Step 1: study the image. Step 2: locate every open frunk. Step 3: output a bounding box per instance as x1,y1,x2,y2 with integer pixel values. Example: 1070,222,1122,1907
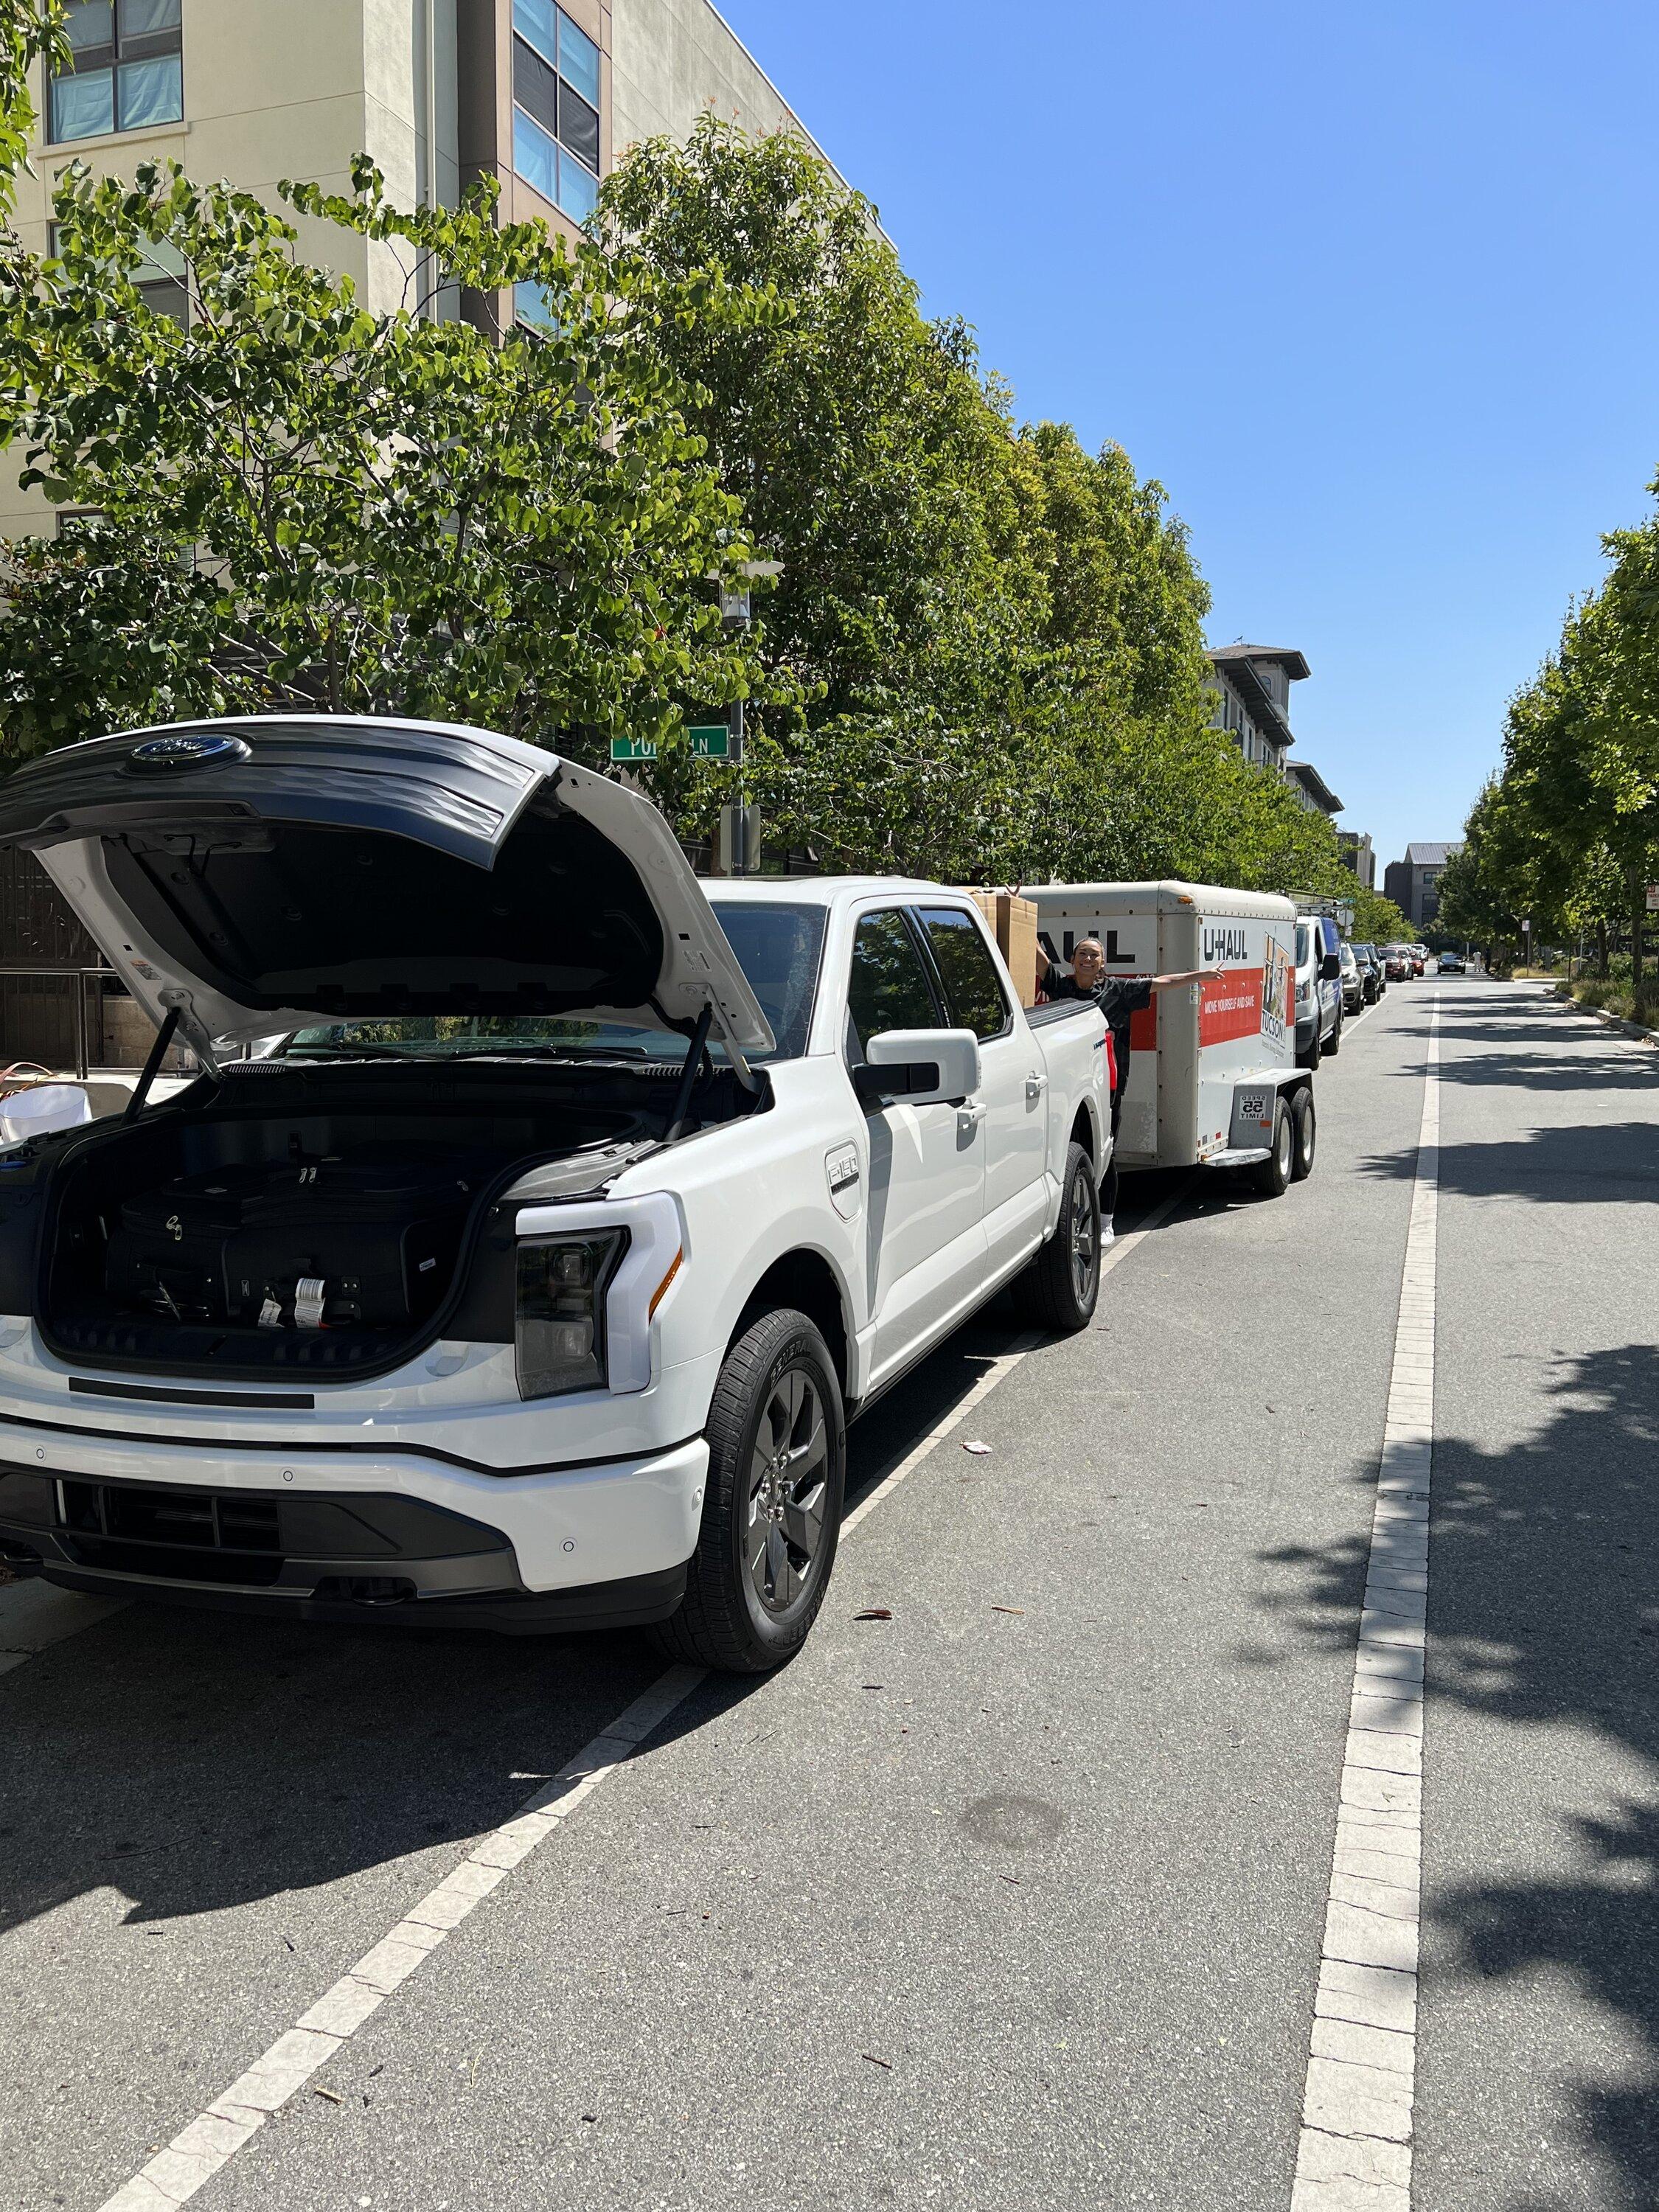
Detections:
105,1144,482,1334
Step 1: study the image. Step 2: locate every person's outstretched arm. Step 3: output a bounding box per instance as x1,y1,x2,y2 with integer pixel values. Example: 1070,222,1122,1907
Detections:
1147,967,1223,991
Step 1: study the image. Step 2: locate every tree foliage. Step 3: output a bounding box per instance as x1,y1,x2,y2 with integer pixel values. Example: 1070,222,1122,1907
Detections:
0,156,779,766
1447,473,1659,987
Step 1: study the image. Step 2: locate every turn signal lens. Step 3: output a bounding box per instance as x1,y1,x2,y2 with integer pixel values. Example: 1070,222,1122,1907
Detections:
515,1231,627,1401
647,1245,684,1319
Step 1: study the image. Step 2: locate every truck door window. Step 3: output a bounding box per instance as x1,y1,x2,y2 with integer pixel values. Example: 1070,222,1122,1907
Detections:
846,909,942,1058
914,907,1012,1041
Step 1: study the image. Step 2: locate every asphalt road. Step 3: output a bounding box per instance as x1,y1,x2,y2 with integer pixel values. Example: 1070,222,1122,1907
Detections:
2,978,1655,2211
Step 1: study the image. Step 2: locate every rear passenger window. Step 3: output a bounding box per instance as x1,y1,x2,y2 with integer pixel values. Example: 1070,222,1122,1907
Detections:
916,907,1012,1041
846,910,940,1054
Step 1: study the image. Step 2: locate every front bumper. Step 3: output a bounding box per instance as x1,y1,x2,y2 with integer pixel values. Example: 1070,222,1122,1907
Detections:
0,1419,709,1627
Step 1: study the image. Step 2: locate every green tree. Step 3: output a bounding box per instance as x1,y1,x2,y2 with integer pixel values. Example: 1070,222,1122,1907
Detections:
0,0,62,232
0,156,781,773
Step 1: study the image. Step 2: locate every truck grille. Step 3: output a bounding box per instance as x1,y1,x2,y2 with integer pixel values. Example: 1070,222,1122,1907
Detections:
57,1477,284,1586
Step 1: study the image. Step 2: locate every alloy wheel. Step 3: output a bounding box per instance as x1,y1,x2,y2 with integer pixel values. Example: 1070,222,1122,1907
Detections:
1068,1168,1099,1310
745,1368,829,1615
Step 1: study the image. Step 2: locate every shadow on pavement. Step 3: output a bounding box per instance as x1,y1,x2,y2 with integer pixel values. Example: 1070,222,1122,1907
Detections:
1255,1343,1659,2208
1355,1121,1659,1203
0,1319,1034,1947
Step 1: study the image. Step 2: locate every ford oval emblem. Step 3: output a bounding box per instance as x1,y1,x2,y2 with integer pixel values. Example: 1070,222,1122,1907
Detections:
128,733,251,773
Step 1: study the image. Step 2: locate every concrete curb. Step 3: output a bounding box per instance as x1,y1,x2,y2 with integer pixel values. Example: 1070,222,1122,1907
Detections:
1551,987,1659,1047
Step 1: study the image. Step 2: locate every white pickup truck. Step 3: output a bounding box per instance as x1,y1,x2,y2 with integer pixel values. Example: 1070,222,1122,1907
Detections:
0,717,1108,1672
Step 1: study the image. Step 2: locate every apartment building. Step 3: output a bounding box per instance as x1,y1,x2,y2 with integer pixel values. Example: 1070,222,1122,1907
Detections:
1205,641,1347,820
1385,842,1462,931
6,0,821,533
1338,829,1376,891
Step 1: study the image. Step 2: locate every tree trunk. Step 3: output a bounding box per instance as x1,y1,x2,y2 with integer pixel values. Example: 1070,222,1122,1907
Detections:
1631,863,1646,1006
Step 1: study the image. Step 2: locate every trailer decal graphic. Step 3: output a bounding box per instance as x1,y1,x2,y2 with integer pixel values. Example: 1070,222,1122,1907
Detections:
1262,939,1292,1046
1198,969,1263,1047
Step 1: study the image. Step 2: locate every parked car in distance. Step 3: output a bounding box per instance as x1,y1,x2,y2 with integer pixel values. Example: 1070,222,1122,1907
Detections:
1295,913,1344,1066
1382,945,1414,981
1352,943,1384,1002
0,715,1114,1677
1338,941,1365,1015
1408,945,1427,976
1436,951,1466,975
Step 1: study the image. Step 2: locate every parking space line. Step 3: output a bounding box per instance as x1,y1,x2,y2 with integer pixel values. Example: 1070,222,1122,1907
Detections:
1291,1001,1440,2212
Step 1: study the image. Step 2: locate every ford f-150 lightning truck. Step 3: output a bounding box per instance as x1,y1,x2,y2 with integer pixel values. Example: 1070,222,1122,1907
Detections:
0,718,1109,1672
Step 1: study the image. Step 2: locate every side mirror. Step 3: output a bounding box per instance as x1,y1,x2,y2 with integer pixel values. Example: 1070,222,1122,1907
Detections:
856,1028,981,1107
1320,953,1342,981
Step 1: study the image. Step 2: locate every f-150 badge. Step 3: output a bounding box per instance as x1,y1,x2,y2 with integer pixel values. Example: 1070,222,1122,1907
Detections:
826,1143,862,1220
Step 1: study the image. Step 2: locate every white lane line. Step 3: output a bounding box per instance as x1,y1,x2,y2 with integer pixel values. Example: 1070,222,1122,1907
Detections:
97,1185,1199,2211
1291,1001,1440,2212
0,1576,126,1677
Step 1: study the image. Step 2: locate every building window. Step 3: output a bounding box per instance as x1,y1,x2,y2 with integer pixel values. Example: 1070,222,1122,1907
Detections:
512,0,600,223
49,0,183,145
49,223,187,323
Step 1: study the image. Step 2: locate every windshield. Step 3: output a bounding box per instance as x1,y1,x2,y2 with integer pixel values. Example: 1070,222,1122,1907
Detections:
1295,925,1311,966
282,898,828,1065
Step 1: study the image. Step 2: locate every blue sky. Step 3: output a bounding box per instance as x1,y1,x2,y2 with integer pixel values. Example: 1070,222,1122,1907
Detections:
714,0,1659,875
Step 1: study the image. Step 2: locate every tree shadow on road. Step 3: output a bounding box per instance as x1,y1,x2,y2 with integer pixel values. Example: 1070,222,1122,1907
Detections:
1390,1048,1659,1094
1354,1122,1659,1203
1256,1342,1659,2211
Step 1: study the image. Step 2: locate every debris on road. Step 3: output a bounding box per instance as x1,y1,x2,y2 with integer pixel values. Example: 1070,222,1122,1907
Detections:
991,1604,1026,1615
855,1607,893,1621
962,1440,992,1455
860,2053,892,2069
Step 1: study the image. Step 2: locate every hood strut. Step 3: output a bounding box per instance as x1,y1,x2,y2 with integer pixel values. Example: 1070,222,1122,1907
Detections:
123,1007,181,1123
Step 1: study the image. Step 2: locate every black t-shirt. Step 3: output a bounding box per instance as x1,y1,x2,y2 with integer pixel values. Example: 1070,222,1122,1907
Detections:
1049,972,1152,1089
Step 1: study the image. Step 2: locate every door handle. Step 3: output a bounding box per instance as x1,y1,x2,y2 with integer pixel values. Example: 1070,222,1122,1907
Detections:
1025,1073,1047,1103
959,1101,990,1129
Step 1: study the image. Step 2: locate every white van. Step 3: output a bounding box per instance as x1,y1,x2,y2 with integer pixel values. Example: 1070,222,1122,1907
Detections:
1029,881,1316,1195
1295,912,1346,1066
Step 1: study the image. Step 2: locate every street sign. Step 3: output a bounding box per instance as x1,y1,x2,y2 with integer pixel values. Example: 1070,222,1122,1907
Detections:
1646,884,1659,913
609,725,732,764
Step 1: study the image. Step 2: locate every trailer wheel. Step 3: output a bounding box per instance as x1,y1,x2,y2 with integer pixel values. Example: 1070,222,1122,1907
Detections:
1253,1099,1294,1197
1014,1141,1101,1332
1291,1088,1317,1180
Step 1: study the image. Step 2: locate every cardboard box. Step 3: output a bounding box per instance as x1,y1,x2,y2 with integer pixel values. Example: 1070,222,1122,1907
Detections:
954,890,1040,1006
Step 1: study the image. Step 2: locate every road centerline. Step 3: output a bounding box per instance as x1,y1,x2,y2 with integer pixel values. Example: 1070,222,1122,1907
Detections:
1291,1001,1440,2212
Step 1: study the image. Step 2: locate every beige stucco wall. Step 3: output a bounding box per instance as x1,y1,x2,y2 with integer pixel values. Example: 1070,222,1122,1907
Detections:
4,0,459,535
610,0,820,159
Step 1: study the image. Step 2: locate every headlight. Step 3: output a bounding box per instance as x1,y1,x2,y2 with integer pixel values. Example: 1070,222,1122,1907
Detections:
515,1231,629,1400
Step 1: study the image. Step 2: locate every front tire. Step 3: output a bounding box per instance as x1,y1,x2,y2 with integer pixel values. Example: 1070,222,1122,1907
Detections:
1014,1140,1102,1332
652,1308,844,1674
1325,1007,1343,1056
1253,1099,1295,1197
1298,1021,1322,1071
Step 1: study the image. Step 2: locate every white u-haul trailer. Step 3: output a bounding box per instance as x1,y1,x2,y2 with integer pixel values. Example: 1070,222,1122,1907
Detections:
1029,881,1315,1195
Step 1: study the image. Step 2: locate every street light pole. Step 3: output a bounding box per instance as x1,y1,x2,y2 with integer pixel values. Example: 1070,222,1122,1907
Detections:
713,560,781,878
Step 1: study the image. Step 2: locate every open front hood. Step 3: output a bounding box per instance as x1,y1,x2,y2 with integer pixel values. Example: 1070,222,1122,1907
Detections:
0,716,775,1055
